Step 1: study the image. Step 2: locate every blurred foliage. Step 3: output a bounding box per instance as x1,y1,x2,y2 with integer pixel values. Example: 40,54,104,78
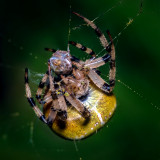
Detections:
0,0,160,159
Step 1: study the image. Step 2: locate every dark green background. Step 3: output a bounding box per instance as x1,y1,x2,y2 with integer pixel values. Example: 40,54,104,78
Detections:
0,0,160,159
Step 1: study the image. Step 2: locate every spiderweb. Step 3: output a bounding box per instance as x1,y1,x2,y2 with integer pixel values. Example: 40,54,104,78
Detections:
0,0,160,159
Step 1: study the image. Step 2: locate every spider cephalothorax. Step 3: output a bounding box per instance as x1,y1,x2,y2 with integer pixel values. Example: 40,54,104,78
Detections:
50,50,72,75
25,12,116,140
61,68,89,99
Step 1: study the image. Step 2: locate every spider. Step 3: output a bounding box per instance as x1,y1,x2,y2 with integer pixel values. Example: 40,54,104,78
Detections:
25,12,116,140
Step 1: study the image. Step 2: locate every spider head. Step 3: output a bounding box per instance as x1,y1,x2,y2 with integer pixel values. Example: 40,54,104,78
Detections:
50,50,72,75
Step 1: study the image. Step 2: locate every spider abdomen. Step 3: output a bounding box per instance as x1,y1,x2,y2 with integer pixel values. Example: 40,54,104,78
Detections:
43,82,116,140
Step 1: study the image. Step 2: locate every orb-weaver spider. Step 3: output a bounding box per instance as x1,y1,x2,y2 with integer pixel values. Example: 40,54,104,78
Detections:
25,12,116,140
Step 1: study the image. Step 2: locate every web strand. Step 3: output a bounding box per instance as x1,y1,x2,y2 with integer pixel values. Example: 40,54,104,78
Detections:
92,0,124,22
67,4,72,52
99,0,143,59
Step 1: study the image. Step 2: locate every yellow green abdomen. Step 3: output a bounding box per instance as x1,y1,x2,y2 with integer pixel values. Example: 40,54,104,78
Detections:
44,83,116,140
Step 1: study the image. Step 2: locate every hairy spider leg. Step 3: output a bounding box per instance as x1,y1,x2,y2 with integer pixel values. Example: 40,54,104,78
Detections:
56,93,68,120
45,48,56,52
70,58,111,93
46,91,68,126
85,33,115,93
70,55,101,75
43,89,53,105
84,53,111,68
72,12,112,69
69,41,96,58
36,71,49,104
47,106,57,127
25,68,47,123
86,31,115,91
107,30,116,90
64,91,90,118
73,12,116,93
88,69,111,93
60,75,90,118
47,62,67,122
48,62,56,92
72,12,111,55
71,49,112,93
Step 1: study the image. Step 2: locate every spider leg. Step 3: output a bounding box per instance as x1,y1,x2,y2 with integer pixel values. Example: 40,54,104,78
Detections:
71,56,84,70
87,69,113,93
45,48,56,52
47,62,67,121
84,31,116,90
73,12,114,72
47,106,57,127
72,12,109,49
84,53,111,68
107,30,116,89
64,91,90,118
56,93,68,121
47,107,57,127
25,68,47,124
69,41,96,58
71,55,85,65
43,89,53,105
36,71,49,104
46,92,66,127
48,62,55,92
84,32,114,69
48,90,68,121
43,88,68,126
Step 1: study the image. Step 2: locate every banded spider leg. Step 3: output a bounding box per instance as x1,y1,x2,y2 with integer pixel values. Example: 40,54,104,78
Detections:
25,68,47,124
72,12,116,93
